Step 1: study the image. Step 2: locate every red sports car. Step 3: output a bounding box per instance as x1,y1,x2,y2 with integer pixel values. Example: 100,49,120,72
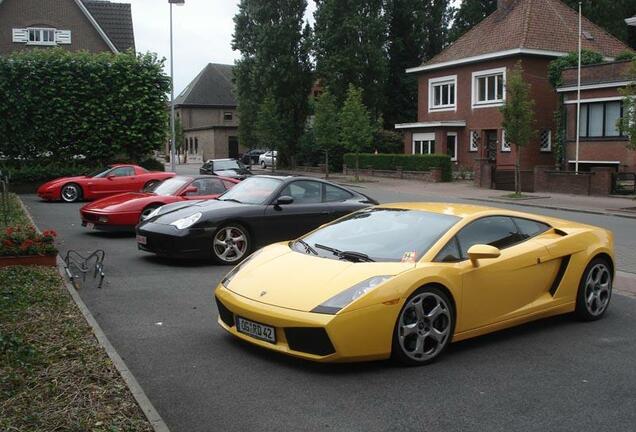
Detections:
37,164,175,203
79,175,240,231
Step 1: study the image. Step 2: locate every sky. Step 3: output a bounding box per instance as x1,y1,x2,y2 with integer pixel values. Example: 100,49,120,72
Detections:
130,0,316,95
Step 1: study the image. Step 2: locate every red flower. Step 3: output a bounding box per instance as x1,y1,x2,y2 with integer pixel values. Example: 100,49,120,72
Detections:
42,230,57,238
5,227,15,236
2,240,14,248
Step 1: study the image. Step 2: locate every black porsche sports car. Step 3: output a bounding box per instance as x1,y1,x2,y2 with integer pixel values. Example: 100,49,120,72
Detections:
199,159,252,180
135,175,378,264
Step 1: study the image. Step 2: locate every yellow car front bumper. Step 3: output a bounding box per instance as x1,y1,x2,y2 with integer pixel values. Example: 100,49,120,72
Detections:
215,284,401,363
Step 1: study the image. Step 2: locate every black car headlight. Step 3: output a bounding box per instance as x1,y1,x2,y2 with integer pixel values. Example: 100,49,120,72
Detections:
170,212,202,230
311,275,392,315
221,249,263,288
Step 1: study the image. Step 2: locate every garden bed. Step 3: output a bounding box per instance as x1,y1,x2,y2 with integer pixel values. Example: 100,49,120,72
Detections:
0,266,153,431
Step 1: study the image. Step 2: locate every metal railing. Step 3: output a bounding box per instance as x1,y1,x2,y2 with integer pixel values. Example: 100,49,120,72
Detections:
64,250,106,290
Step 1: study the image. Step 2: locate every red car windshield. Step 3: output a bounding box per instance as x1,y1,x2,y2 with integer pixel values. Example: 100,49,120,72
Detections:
88,166,112,177
152,177,190,196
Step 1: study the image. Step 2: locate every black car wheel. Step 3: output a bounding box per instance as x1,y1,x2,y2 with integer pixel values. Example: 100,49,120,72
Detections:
392,286,455,366
212,224,251,264
61,183,82,203
575,257,613,321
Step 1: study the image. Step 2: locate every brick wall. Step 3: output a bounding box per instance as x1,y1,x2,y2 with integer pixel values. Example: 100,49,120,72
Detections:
403,55,556,172
533,166,613,195
0,0,112,54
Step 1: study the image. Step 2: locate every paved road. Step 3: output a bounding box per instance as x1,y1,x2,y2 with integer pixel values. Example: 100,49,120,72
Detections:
23,191,636,432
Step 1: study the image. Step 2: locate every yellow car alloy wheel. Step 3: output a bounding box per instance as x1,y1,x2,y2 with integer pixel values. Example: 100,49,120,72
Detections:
393,286,455,365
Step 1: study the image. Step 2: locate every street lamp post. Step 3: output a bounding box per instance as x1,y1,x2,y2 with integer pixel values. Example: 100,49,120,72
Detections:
169,0,185,173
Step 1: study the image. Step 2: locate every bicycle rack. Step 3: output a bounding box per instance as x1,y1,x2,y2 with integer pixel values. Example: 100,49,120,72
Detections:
64,250,106,289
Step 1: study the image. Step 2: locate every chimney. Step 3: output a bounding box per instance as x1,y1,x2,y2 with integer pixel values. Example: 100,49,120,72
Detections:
498,0,515,10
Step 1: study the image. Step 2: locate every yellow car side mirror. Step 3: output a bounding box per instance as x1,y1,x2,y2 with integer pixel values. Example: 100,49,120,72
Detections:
467,244,501,267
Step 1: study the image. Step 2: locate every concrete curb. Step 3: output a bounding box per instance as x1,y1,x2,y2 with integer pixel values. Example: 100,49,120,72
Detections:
17,196,171,432
463,197,636,220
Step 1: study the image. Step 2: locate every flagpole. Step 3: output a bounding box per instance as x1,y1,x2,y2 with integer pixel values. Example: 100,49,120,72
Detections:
575,2,582,174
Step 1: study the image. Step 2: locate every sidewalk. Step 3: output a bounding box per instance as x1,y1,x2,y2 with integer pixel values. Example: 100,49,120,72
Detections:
279,169,636,219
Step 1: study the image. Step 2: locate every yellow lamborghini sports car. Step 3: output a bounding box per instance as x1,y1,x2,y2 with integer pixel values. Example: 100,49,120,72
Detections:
214,203,614,365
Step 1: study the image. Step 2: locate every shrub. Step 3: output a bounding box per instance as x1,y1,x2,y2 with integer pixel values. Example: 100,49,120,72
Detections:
1,163,97,184
137,157,165,172
0,49,170,165
615,51,636,62
343,153,452,182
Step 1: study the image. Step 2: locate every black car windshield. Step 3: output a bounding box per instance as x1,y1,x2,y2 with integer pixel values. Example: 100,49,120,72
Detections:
151,177,190,196
218,176,282,204
88,166,112,178
215,160,244,171
297,208,460,262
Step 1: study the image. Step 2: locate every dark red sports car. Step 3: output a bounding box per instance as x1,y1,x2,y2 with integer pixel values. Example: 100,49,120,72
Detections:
79,175,240,231
37,164,175,203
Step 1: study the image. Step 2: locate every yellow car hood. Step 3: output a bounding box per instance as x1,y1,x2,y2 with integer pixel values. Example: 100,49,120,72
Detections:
225,243,413,312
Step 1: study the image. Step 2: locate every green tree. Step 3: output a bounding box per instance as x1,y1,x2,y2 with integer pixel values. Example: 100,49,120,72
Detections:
0,49,170,165
617,61,636,151
313,0,387,117
233,0,313,167
448,0,496,43
313,90,340,177
500,63,536,195
254,93,283,171
561,0,636,48
339,85,374,181
384,0,452,128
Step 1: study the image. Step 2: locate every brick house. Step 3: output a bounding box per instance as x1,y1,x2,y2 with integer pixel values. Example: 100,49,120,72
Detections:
397,0,629,188
0,0,135,55
558,61,635,172
173,63,243,162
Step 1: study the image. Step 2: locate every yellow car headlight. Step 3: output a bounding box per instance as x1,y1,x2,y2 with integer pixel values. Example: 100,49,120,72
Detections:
311,275,392,315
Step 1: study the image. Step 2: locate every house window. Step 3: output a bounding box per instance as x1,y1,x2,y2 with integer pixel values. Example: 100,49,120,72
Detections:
578,101,623,138
195,137,199,154
412,133,435,155
469,130,480,152
501,130,511,152
540,130,552,152
224,112,233,121
447,133,458,161
473,68,506,107
28,28,56,45
429,75,457,111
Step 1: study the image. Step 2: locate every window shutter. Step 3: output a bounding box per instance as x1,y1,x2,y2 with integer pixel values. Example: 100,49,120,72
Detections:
12,28,28,43
55,30,72,45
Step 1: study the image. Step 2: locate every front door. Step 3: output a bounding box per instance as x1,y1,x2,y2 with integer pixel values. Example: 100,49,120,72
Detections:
485,130,498,163
228,136,239,159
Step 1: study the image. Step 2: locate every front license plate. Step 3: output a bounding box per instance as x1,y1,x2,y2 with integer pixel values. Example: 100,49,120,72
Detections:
136,235,147,245
86,223,95,230
236,316,276,343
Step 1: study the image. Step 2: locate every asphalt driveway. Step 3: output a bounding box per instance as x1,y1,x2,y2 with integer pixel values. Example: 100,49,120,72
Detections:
22,193,636,432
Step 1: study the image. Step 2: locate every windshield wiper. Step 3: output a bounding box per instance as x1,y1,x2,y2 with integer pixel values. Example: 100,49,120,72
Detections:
314,243,375,262
218,198,243,203
295,239,318,255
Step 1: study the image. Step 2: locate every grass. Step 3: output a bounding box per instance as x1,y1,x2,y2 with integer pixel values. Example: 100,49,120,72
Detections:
0,266,153,432
0,193,30,228
0,194,152,431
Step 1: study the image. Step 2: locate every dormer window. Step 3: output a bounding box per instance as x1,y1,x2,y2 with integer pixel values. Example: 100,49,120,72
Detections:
13,28,72,46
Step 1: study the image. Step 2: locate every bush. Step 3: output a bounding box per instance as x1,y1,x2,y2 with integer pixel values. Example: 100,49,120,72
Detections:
1,162,97,184
372,129,404,154
137,157,165,172
0,49,170,165
343,153,452,182
615,51,636,62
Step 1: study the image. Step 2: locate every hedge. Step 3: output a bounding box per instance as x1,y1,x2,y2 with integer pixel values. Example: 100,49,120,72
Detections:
0,49,170,165
343,153,452,182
